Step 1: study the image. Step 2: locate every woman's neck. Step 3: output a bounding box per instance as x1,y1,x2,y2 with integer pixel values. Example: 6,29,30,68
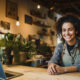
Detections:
67,38,76,46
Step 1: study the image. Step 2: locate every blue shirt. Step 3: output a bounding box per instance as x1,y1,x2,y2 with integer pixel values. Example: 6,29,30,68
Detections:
48,39,80,72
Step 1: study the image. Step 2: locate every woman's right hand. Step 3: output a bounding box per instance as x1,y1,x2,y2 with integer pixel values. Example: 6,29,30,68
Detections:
47,63,57,75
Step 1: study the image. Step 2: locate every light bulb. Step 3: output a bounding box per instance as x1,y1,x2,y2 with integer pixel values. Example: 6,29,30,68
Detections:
37,4,40,9
16,16,20,26
16,21,20,26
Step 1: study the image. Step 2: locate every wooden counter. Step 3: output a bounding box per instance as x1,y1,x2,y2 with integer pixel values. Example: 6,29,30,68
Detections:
3,65,80,80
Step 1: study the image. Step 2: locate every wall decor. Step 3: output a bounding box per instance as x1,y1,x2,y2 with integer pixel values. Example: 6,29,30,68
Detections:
6,0,18,19
0,21,10,30
25,15,33,25
33,20,51,28
48,10,54,20
30,9,46,19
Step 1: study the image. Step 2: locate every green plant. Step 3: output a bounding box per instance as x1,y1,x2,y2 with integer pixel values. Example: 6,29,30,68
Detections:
0,33,15,64
0,33,36,60
0,33,14,51
25,40,36,59
37,43,51,56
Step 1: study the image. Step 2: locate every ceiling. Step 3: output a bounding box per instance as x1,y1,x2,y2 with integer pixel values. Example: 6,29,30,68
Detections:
32,0,80,16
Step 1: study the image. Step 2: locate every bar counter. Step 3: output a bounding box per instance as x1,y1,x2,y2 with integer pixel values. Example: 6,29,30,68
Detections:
3,65,80,80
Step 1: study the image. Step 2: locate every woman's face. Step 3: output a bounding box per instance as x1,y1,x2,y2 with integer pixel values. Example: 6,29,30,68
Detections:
62,22,77,43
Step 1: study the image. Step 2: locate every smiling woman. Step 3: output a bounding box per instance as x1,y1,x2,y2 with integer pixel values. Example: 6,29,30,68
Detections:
48,14,80,75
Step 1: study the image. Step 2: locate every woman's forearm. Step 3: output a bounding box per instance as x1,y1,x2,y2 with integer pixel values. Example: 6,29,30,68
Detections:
64,66,78,73
48,63,79,75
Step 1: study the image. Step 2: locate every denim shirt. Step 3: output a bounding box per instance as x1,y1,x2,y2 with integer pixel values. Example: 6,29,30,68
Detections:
0,61,6,80
48,40,80,72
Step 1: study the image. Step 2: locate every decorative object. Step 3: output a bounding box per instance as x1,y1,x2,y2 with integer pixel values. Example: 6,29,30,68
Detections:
30,9,46,19
6,0,18,19
48,10,54,20
0,21,10,30
37,28,48,38
33,20,51,28
25,15,33,25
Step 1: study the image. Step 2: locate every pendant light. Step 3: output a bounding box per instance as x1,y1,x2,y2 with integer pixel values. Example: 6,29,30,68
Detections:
16,16,20,26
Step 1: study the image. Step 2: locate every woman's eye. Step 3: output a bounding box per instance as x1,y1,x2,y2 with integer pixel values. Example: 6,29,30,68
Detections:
62,29,66,32
62,28,73,32
69,28,73,31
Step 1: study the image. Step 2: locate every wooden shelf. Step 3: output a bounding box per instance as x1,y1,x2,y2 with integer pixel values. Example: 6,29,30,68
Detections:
33,21,51,28
30,9,46,19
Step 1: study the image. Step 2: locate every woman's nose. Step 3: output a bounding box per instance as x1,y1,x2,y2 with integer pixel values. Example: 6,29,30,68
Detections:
65,30,69,35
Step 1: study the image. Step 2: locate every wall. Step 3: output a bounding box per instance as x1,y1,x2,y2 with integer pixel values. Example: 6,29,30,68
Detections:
0,0,57,46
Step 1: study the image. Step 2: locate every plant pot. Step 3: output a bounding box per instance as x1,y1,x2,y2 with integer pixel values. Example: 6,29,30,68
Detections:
12,52,26,64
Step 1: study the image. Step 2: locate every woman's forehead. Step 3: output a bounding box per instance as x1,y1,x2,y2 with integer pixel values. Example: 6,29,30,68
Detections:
62,22,74,28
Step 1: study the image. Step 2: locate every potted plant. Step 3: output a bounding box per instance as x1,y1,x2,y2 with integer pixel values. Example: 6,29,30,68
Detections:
0,33,14,65
25,40,36,59
37,43,52,60
0,33,37,65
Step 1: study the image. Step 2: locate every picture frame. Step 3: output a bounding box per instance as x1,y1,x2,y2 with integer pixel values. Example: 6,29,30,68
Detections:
6,0,18,19
25,15,33,25
0,21,10,30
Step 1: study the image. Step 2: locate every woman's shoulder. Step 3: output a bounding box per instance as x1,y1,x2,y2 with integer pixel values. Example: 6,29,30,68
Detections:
55,42,64,52
57,42,64,48
53,42,64,55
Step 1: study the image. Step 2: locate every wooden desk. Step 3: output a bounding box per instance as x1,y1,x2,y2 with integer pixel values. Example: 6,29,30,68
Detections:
3,65,80,80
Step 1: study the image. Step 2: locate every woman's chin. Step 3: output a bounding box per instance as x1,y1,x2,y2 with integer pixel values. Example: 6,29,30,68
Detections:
65,39,71,42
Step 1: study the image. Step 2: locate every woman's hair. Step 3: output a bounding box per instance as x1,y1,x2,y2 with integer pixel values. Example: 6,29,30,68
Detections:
55,14,80,41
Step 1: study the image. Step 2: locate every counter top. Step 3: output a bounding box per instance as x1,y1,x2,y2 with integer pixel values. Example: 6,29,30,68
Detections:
3,65,80,80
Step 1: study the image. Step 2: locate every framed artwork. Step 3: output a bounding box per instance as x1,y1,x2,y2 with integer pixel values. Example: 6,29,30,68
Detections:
0,21,10,30
25,15,33,25
6,0,18,19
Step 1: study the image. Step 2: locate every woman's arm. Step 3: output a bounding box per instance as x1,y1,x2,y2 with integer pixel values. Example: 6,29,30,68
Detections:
48,43,64,75
55,65,78,74
48,43,63,65
48,63,78,75
64,66,78,73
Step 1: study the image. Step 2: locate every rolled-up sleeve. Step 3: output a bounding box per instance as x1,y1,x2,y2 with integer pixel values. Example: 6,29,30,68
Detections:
73,48,80,72
74,64,80,72
48,43,63,65
74,57,80,72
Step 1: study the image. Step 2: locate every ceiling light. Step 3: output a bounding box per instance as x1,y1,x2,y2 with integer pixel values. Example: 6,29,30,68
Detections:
37,4,41,9
50,7,54,10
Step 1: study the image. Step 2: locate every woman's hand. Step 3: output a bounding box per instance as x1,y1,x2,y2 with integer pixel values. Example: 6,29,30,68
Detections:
47,63,57,75
48,63,65,75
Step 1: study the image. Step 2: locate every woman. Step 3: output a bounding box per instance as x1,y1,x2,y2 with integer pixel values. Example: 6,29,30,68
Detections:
48,14,80,75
